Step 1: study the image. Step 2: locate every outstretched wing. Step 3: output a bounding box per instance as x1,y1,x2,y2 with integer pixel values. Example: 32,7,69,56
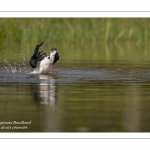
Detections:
53,52,59,65
30,41,47,68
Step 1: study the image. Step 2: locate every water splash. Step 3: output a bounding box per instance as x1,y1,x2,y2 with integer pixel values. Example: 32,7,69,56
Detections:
30,68,39,74
3,59,30,74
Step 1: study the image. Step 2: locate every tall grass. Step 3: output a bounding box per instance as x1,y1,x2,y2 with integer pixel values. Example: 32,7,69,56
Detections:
0,18,150,43
0,18,150,63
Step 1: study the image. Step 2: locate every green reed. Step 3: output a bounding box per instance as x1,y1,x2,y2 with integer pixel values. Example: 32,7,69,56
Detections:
0,18,150,63
0,18,150,43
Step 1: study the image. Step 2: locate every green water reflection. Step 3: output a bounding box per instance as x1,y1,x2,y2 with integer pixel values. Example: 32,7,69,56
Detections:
1,41,150,64
1,81,150,132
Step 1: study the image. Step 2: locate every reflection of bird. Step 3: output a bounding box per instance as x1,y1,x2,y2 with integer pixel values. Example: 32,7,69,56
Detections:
30,41,59,74
31,74,57,111
39,75,56,108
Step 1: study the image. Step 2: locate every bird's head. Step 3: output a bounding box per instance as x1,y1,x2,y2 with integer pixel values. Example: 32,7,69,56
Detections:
50,48,57,56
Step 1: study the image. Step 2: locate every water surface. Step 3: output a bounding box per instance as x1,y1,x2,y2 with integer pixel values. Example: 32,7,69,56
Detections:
0,61,150,132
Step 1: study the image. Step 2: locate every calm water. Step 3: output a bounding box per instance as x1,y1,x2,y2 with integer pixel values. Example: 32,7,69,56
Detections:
0,61,150,132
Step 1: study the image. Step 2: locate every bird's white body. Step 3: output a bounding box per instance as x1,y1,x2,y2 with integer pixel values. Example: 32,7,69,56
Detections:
39,50,57,74
39,57,53,74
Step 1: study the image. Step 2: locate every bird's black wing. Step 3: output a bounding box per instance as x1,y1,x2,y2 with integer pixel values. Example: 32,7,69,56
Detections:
30,41,47,68
53,52,59,65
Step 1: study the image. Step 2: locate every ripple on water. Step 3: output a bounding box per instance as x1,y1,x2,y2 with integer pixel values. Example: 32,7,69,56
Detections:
0,64,150,84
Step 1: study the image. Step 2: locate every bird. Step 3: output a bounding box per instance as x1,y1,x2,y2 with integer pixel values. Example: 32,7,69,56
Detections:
29,41,59,74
